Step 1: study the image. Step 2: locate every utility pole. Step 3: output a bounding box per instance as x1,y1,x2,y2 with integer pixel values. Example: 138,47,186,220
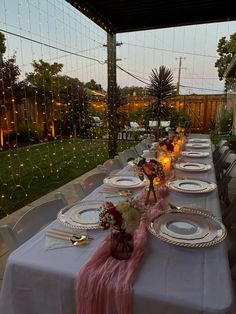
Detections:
176,56,185,95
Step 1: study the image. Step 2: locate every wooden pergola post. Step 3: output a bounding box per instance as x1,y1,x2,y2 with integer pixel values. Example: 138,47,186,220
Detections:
107,33,117,158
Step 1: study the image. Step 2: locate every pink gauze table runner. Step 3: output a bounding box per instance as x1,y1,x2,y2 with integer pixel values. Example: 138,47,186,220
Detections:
76,184,167,314
76,221,148,314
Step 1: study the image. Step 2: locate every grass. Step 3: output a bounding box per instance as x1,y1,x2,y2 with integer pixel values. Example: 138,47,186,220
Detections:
0,139,138,219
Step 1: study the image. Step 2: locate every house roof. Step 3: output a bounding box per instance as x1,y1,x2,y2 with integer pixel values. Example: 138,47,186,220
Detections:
66,0,236,34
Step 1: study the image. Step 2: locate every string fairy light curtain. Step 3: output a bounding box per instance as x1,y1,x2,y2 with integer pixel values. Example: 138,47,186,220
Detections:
0,0,236,218
0,0,109,218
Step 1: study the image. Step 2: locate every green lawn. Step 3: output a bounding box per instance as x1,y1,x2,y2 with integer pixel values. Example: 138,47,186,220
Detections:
0,139,137,219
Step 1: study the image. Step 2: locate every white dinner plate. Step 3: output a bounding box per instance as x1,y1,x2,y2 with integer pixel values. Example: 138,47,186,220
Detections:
187,139,209,143
185,143,210,149
148,207,227,247
174,162,211,172
104,176,147,189
159,213,211,240
57,201,104,229
181,151,210,158
166,178,216,193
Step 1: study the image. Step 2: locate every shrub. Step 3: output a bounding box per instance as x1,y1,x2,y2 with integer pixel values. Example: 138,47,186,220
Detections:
218,107,233,134
16,124,44,144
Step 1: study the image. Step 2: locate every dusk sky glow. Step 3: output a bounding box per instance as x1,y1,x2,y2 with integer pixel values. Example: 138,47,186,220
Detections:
1,0,236,94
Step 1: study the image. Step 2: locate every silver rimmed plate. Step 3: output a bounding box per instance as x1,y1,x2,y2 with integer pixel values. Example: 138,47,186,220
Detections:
181,151,210,158
104,176,147,189
166,178,216,193
57,201,104,229
174,162,211,172
148,207,227,247
185,143,210,149
187,139,209,143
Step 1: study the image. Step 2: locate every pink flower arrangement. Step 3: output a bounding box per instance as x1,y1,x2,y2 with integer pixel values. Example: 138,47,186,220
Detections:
133,157,165,181
99,199,145,233
159,140,174,152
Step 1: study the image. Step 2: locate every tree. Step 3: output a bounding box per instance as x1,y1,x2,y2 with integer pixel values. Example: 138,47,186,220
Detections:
121,86,146,97
0,56,24,108
25,59,64,137
0,32,6,65
26,59,64,98
215,33,236,92
85,79,102,91
146,66,176,138
115,85,128,129
0,55,26,146
60,76,89,138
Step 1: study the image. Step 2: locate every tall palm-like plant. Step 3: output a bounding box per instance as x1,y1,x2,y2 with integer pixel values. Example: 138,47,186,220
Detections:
147,66,176,139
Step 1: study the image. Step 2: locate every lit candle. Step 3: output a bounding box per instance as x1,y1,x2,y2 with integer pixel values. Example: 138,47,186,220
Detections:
153,176,160,186
177,139,182,146
161,156,171,171
174,144,180,156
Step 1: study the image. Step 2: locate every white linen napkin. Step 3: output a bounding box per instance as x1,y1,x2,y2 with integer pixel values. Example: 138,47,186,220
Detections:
45,226,87,250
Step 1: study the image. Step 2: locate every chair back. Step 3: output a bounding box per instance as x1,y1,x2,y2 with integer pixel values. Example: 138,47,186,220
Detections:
225,159,236,178
213,140,228,163
135,142,147,155
103,159,122,174
118,148,138,166
74,172,107,198
0,198,67,251
214,146,232,180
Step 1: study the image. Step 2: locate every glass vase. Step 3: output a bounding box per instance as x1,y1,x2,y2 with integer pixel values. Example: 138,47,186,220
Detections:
145,177,157,205
111,227,134,260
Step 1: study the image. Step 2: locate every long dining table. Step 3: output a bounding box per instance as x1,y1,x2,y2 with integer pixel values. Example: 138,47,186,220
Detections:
0,135,234,314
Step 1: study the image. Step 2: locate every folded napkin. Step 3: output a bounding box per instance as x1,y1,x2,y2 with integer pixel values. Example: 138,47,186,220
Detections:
76,221,148,314
45,227,87,250
45,235,74,250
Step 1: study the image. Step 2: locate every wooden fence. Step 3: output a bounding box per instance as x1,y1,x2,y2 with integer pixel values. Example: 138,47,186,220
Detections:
169,94,227,133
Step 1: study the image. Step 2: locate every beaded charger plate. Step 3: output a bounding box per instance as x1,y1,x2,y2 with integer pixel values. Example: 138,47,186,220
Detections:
174,162,211,172
148,208,227,247
57,201,104,229
185,143,210,149
166,178,216,194
104,176,147,189
187,138,210,143
181,151,210,158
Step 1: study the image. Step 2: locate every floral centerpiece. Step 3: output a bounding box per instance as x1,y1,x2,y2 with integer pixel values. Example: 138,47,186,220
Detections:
133,157,165,205
158,138,174,153
99,199,145,260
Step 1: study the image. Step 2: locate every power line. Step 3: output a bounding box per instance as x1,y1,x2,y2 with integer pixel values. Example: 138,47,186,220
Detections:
180,84,224,92
0,28,106,65
123,42,218,59
117,65,224,92
117,65,149,84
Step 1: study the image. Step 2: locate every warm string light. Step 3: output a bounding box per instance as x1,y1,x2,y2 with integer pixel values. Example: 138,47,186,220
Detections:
0,0,108,217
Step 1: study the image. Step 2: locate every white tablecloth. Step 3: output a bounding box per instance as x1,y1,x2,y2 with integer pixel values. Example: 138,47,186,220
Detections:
0,137,233,314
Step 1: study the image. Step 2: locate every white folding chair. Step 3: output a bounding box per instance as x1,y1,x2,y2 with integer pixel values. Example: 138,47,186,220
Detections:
135,142,147,156
74,171,107,199
103,158,123,174
118,148,138,166
214,145,232,182
0,196,67,252
218,154,236,205
213,139,228,163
